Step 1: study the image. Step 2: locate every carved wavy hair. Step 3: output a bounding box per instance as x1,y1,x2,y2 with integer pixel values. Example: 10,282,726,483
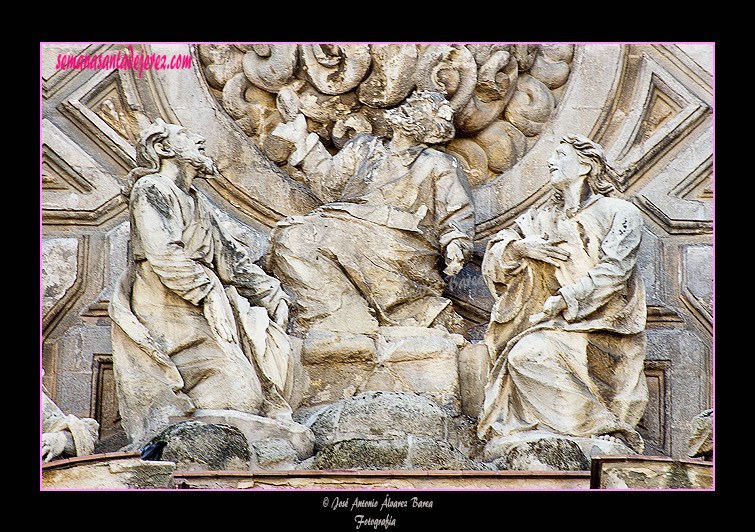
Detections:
122,118,171,198
387,90,455,144
560,134,617,195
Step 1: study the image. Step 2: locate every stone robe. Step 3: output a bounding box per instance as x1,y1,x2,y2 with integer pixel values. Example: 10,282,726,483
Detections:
266,133,475,336
110,173,296,445
42,393,99,460
478,194,648,452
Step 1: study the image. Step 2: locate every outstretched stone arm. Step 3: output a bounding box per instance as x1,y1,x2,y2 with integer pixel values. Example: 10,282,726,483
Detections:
268,113,372,203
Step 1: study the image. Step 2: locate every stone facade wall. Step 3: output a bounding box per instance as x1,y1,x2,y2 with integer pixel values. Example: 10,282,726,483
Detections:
40,43,714,460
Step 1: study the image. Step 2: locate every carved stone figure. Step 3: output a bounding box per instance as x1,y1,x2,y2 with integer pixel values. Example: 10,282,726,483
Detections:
109,119,304,446
265,91,475,352
42,371,99,462
41,42,715,484
478,134,649,456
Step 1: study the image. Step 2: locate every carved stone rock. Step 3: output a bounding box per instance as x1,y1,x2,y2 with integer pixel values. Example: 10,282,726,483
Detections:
306,391,450,449
299,391,485,470
311,436,485,471
480,430,634,471
491,436,590,472
152,411,316,471
148,420,251,471
190,409,315,466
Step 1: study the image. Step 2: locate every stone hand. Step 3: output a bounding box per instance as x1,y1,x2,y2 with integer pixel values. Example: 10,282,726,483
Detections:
42,432,70,462
264,113,312,164
529,294,567,325
511,235,570,267
203,286,236,344
443,241,465,276
272,112,308,141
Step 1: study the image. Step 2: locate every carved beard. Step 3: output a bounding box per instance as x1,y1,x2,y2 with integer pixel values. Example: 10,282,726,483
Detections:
175,148,218,178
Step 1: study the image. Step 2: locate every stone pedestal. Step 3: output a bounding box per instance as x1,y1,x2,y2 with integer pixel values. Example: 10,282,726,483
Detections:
300,326,466,410
590,455,713,489
42,452,176,489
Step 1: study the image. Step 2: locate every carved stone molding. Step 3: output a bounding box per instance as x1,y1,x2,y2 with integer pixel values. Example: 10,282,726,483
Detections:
42,119,125,225
633,128,713,234
606,53,711,191
41,235,88,335
680,244,714,333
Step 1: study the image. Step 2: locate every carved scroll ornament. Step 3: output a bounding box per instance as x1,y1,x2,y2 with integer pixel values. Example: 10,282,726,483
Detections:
198,44,574,189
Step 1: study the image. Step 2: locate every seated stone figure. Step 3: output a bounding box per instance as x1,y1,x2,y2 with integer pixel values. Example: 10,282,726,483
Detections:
42,371,99,462
478,134,648,455
110,119,302,446
264,91,475,353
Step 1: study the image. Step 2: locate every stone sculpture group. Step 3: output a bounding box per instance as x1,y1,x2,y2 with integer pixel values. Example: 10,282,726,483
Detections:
100,88,649,471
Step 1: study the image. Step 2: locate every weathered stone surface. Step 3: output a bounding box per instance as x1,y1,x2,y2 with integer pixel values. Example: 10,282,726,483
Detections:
688,409,713,459
41,44,714,479
409,436,488,470
300,391,487,470
42,453,176,490
150,420,251,471
313,438,408,470
458,342,490,417
298,326,465,410
251,438,301,469
480,430,633,471
150,410,318,471
592,456,713,489
191,409,315,466
375,327,463,401
306,391,450,451
41,238,79,318
311,435,486,471
302,330,376,365
491,437,590,472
